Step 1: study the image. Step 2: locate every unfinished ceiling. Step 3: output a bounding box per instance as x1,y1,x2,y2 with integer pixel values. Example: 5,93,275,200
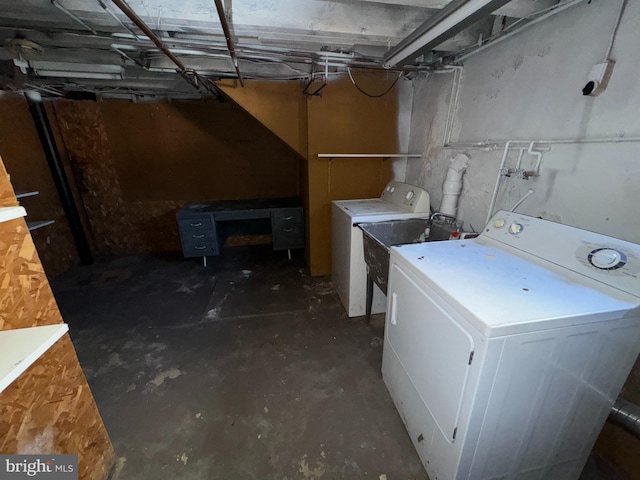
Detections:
0,0,563,98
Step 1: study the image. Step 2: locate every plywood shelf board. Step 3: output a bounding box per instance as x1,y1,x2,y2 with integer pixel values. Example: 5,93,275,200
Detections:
0,206,26,223
0,324,69,394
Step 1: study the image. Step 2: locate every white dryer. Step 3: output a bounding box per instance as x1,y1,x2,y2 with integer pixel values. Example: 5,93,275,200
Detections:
383,210,640,480
332,181,430,317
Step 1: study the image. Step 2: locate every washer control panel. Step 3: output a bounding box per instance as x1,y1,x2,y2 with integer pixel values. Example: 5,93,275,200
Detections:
588,248,626,270
488,213,533,238
482,211,640,297
575,243,638,277
380,181,430,213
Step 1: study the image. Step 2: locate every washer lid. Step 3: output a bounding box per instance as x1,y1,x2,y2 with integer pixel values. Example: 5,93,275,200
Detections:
333,199,407,216
333,199,430,223
391,239,640,338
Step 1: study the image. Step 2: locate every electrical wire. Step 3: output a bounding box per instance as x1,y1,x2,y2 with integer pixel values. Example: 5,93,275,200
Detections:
605,0,628,59
347,67,402,98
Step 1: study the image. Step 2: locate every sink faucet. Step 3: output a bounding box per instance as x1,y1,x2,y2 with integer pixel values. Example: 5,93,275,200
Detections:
429,212,457,224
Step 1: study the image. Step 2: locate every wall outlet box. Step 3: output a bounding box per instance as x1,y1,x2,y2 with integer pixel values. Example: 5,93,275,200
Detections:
583,60,614,96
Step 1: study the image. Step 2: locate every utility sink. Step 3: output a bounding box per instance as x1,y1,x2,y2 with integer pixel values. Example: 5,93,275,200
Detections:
358,218,456,320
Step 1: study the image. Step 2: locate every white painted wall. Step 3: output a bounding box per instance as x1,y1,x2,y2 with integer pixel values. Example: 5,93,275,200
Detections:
405,0,640,243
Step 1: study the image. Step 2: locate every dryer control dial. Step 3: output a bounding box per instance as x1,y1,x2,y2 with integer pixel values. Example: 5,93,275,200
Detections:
588,248,627,270
493,218,505,229
405,191,415,201
509,222,524,235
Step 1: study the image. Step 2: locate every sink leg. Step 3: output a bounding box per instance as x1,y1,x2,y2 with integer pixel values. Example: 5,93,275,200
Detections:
366,274,373,323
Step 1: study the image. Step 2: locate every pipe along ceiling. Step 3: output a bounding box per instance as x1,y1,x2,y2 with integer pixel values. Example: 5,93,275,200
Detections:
0,0,567,98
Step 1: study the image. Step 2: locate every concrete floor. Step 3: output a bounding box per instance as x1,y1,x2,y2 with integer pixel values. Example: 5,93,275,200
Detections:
51,246,623,480
52,246,427,480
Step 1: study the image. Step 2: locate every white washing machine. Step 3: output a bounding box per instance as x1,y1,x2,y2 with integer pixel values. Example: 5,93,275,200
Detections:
383,210,640,480
332,181,430,317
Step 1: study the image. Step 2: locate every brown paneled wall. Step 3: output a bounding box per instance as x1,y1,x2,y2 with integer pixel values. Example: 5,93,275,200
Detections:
306,74,400,276
0,95,79,278
2,74,399,276
217,80,308,158
99,100,301,202
0,157,114,479
50,98,303,254
222,73,402,276
52,100,181,254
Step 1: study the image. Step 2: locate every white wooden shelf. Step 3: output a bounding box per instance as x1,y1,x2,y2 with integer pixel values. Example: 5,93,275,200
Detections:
318,153,423,158
28,220,55,231
0,324,69,394
0,206,27,223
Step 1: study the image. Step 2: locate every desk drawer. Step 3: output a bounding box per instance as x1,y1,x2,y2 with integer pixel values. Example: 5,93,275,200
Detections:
271,208,304,250
271,208,303,229
182,241,219,257
178,217,214,234
180,230,215,244
177,215,219,256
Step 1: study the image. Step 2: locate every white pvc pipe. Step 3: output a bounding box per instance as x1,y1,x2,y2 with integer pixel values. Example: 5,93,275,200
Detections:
447,136,640,149
486,140,513,225
440,154,468,217
515,149,525,169
527,141,544,174
442,66,464,146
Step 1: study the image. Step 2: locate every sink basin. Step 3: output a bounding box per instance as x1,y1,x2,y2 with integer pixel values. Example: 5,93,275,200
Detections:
358,218,455,319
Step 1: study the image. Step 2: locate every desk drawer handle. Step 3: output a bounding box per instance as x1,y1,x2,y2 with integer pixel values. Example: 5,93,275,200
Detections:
190,222,203,227
194,246,207,250
283,227,294,232
282,216,294,220
192,234,205,239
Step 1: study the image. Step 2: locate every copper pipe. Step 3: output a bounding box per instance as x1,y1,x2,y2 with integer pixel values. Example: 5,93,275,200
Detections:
110,0,223,98
110,0,187,70
213,0,244,87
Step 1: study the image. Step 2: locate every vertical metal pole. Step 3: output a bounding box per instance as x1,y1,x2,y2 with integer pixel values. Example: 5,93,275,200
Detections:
25,91,93,265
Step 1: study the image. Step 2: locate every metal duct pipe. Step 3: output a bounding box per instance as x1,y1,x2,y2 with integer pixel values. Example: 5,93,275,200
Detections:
609,398,640,438
24,91,93,265
382,0,512,67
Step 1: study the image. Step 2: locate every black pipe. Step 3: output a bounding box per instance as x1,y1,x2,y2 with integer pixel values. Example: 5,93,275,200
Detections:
25,92,93,265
